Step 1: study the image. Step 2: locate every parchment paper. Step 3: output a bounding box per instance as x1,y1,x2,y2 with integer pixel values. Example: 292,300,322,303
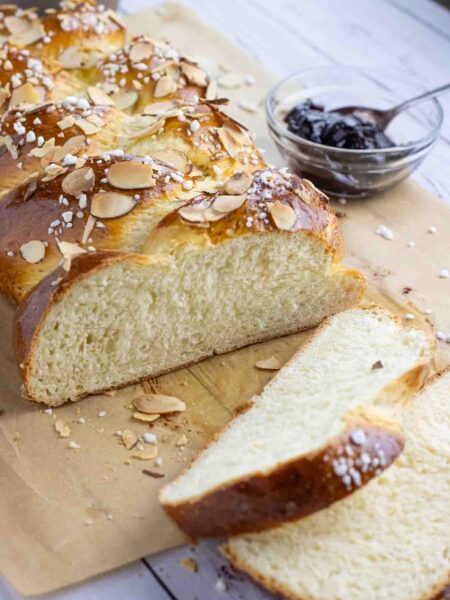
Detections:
0,3,449,595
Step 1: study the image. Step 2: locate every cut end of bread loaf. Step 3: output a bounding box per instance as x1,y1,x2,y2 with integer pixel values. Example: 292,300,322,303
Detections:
223,368,450,600
159,306,433,537
15,230,364,406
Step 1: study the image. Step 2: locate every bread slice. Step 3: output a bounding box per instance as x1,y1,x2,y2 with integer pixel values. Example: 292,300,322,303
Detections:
224,369,450,600
14,169,365,406
160,307,433,537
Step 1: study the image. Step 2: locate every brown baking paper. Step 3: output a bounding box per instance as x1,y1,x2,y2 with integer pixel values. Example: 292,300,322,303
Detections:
0,2,449,595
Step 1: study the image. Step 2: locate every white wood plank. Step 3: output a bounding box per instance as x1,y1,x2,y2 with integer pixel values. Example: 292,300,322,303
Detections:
145,539,277,599
121,0,450,200
0,562,170,600
386,0,450,41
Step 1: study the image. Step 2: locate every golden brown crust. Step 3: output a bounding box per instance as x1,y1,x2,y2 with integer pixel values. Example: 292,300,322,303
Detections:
0,153,183,302
145,168,342,256
0,100,127,195
162,419,404,538
96,35,209,113
127,99,265,179
27,1,125,64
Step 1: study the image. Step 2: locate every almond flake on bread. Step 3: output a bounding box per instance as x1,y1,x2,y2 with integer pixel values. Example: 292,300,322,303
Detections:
159,307,433,537
224,369,450,600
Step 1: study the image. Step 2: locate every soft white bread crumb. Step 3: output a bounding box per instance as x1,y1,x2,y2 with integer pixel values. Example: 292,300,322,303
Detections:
225,369,450,600
159,306,432,535
20,231,363,405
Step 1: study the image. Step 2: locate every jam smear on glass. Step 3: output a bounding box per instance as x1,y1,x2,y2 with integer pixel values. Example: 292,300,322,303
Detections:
285,100,394,150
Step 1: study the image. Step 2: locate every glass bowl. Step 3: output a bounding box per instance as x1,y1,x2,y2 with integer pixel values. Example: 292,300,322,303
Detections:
265,67,443,199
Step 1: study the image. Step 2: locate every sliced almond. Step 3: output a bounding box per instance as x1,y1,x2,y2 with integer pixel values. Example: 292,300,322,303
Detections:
180,558,198,573
57,241,87,260
217,72,244,89
57,115,76,130
30,137,55,159
81,214,96,244
62,166,95,196
58,46,86,69
149,149,188,173
255,356,282,370
9,82,41,108
4,16,30,34
107,161,154,190
112,89,138,111
132,447,158,461
42,163,67,181
129,40,153,62
203,206,226,222
9,21,45,46
268,200,296,231
180,62,207,87
217,126,238,158
52,135,86,163
154,75,177,98
132,412,160,423
142,100,176,116
176,434,188,447
224,172,252,195
206,79,217,100
121,429,138,450
87,86,116,107
213,194,246,213
20,240,45,263
86,113,105,128
133,394,186,415
75,118,100,136
90,192,135,219
178,205,206,223
54,419,71,438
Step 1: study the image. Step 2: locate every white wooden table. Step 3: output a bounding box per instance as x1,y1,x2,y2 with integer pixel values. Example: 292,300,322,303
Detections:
2,0,450,598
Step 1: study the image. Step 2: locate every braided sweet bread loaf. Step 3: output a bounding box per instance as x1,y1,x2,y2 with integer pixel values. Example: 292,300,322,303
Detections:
0,0,365,405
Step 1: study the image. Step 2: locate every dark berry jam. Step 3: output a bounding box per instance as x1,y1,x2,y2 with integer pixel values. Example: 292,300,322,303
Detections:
285,100,394,150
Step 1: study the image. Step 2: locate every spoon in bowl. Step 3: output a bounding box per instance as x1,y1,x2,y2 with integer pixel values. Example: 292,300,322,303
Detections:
333,81,450,130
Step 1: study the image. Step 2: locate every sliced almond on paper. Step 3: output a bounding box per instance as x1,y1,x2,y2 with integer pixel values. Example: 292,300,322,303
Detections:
178,205,206,223
87,86,116,106
268,200,296,231
132,411,160,423
107,161,154,190
9,21,45,46
112,89,138,111
121,429,138,450
54,419,71,438
90,191,135,219
149,148,188,173
213,194,246,213
62,166,95,196
133,394,186,414
81,214,96,244
180,62,207,87
224,172,252,195
154,75,177,98
217,72,244,89
132,447,158,460
20,240,45,263
129,40,153,62
255,356,282,370
180,558,198,573
9,82,41,108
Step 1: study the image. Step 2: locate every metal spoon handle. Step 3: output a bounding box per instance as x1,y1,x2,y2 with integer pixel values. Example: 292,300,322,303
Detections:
392,81,450,116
